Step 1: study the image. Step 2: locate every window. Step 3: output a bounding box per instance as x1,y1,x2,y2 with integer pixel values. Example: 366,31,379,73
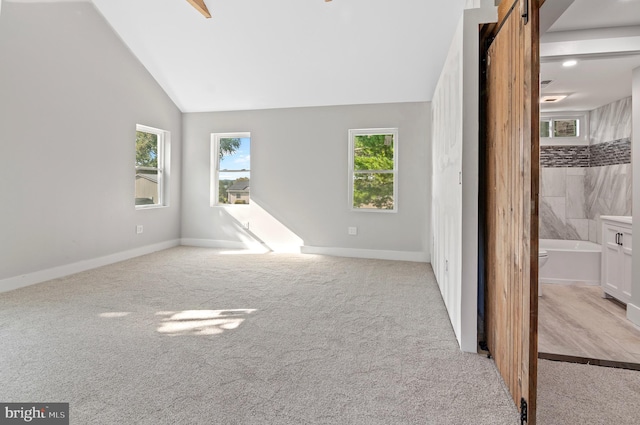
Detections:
211,133,251,206
540,112,588,145
348,128,398,212
540,118,578,138
553,119,578,137
135,125,168,208
540,120,551,138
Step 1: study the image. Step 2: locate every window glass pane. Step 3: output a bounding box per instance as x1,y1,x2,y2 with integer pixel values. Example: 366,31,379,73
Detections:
540,120,550,138
354,134,394,171
135,128,162,207
353,173,394,210
553,119,578,137
135,170,159,205
218,137,250,205
136,131,158,168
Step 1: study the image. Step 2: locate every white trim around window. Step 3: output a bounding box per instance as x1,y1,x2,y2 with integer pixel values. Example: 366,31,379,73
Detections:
210,132,251,207
540,112,589,146
348,128,398,213
135,124,169,209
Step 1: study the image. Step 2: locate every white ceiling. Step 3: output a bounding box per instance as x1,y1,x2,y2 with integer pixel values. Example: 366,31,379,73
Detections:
540,54,640,111
541,0,640,112
86,0,466,113
10,1,636,114
548,0,640,32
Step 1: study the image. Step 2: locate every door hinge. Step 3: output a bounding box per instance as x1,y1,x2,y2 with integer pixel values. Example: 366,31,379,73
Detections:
521,0,529,24
520,398,528,424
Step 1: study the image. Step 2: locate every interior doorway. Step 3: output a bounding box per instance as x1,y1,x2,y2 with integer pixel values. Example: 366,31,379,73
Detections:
537,0,640,368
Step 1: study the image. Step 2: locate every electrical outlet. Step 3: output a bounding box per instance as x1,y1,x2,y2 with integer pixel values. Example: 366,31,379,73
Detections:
348,227,357,236
136,225,143,234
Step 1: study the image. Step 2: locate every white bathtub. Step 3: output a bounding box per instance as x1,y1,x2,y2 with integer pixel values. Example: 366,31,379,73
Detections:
539,239,602,285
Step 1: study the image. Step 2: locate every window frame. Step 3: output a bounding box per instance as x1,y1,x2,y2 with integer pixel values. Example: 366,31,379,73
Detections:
210,132,251,207
348,128,398,213
135,124,168,210
540,112,589,146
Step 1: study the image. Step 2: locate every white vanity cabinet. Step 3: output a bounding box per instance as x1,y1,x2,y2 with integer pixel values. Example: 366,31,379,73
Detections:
601,216,633,304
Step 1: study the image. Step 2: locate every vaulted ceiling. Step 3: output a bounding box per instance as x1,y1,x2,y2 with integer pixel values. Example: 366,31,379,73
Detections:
82,0,467,113
10,1,637,114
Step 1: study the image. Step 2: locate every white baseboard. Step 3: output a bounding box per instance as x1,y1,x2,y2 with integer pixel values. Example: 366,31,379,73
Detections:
180,240,423,261
180,238,267,251
1,240,426,293
539,278,600,286
180,238,302,254
0,240,180,293
301,246,428,262
627,303,640,327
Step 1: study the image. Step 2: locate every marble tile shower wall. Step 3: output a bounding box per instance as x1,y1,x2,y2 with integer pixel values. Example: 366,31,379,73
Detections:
540,164,632,242
540,97,632,243
590,97,632,145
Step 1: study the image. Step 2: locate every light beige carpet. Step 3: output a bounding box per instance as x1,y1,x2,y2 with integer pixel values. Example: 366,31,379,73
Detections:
0,247,519,424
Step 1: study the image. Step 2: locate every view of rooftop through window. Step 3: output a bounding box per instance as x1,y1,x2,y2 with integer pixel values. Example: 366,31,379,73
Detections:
217,137,250,205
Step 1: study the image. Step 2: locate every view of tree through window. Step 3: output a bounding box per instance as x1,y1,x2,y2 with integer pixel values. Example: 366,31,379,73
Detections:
215,136,250,205
135,127,164,206
350,130,397,211
540,118,579,138
553,119,578,137
540,120,550,138
136,131,158,168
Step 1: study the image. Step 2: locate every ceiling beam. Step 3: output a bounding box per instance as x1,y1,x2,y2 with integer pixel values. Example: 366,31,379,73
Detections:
186,0,211,19
539,0,574,34
541,26,640,59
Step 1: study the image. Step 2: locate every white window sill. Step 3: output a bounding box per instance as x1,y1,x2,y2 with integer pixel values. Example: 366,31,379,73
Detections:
135,205,169,211
211,203,250,209
350,208,397,214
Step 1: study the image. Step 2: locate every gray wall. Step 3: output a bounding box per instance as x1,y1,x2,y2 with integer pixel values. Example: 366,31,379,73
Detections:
182,103,430,259
0,2,182,282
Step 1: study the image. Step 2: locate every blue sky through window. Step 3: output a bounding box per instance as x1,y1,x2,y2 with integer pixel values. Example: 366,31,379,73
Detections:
220,137,250,180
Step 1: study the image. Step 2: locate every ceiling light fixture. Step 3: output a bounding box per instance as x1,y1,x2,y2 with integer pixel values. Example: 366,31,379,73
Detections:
540,94,568,103
562,59,578,67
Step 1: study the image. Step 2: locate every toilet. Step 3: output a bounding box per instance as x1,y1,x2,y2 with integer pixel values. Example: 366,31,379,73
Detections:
538,249,549,296
539,249,549,268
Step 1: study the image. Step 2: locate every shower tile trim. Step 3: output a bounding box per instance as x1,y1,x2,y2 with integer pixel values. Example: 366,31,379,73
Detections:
540,138,631,168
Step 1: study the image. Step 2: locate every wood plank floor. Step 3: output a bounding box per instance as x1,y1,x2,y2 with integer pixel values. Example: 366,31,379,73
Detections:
538,283,640,364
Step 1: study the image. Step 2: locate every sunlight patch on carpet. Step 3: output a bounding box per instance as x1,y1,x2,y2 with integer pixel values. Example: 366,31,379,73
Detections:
156,309,256,336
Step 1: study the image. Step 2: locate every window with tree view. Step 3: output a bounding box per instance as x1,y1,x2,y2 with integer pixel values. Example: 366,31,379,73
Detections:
211,133,251,206
349,128,398,212
135,125,166,207
540,118,579,138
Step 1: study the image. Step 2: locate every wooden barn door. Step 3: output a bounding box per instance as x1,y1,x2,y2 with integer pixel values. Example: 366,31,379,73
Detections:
482,0,539,423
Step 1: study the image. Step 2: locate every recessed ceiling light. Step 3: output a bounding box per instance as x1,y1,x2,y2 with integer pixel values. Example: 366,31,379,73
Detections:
540,95,568,103
562,60,578,67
